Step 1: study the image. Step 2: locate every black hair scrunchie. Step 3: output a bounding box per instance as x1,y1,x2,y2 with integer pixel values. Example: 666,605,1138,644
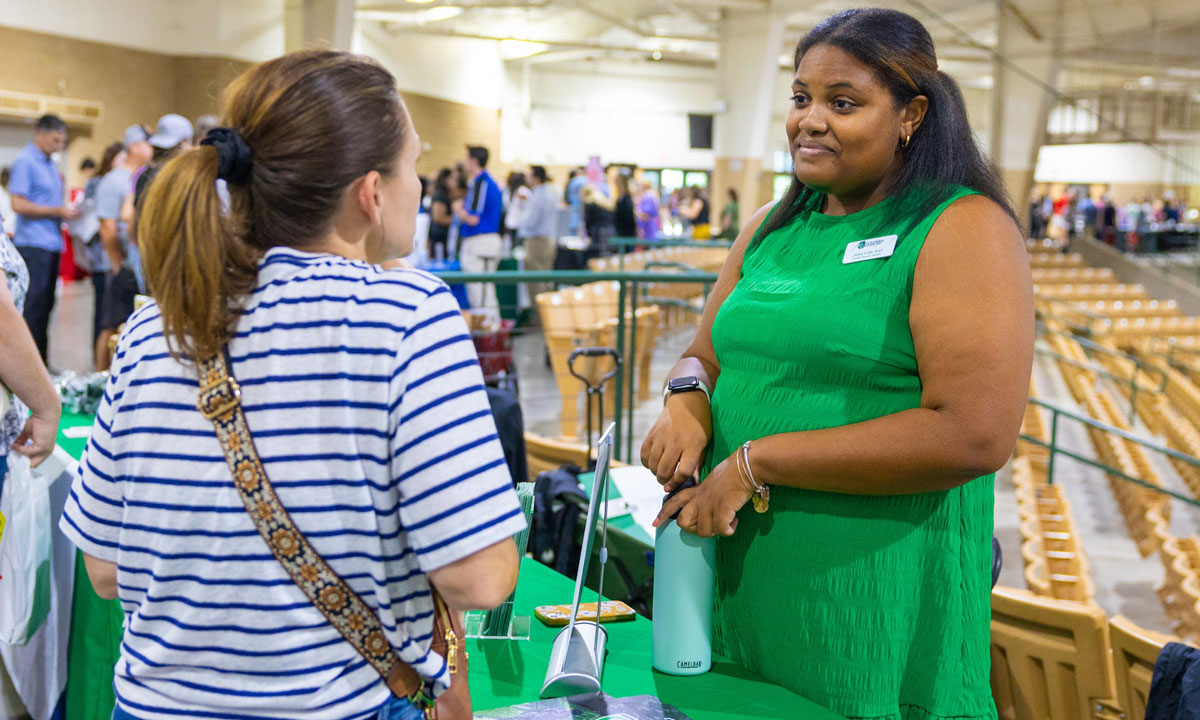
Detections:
199,127,253,186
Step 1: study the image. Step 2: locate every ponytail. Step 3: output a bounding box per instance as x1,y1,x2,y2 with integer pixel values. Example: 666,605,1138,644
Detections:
137,146,258,362
136,49,407,363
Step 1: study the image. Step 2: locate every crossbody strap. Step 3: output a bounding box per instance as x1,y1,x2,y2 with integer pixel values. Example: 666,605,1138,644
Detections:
197,349,456,713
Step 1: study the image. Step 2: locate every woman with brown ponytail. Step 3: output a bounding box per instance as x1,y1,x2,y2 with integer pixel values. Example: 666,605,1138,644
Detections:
59,50,524,720
645,9,1031,719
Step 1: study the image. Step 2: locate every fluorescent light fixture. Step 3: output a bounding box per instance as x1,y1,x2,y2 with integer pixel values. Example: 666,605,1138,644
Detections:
500,39,549,60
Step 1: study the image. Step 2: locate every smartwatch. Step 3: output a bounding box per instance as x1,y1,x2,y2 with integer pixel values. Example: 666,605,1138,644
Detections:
663,376,711,404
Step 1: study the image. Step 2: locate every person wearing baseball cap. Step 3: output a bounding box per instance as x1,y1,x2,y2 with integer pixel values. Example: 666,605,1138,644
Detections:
115,114,194,298
123,123,149,149
148,114,194,158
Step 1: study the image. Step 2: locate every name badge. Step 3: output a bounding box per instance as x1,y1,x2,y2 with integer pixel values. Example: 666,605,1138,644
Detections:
843,234,898,264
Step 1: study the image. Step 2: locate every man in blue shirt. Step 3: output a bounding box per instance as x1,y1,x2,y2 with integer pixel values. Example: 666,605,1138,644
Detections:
455,145,502,310
9,114,78,363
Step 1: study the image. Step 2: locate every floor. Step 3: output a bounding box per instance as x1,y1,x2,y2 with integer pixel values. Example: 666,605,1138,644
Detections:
46,278,1178,637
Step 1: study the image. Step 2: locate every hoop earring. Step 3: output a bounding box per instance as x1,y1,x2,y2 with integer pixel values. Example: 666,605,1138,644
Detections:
902,134,911,149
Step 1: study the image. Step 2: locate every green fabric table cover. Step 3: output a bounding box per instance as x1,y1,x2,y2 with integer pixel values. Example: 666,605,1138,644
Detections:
578,470,652,545
471,558,846,719
57,412,841,720
58,411,124,720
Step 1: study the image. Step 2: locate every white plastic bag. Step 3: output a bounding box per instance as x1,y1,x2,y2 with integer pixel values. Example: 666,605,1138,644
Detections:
0,453,52,645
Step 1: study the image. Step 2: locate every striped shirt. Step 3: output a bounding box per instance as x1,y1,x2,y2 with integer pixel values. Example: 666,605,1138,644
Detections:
60,247,525,720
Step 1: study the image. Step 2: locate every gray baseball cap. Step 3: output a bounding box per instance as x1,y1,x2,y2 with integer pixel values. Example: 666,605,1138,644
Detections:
149,114,194,149
123,124,149,147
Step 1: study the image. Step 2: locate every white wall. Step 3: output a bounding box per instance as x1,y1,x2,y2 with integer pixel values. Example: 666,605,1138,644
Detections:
1034,142,1200,185
354,23,505,110
519,60,716,168
1166,143,1200,187
0,0,285,61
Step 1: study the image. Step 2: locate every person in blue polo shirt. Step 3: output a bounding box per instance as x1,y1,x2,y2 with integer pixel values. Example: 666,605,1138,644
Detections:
455,145,502,310
9,114,79,363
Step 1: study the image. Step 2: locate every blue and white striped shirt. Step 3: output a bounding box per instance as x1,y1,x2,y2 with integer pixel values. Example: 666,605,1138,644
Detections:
60,247,525,720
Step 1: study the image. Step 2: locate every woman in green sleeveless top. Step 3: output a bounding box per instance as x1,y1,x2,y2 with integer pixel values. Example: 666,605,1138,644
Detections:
643,10,1033,720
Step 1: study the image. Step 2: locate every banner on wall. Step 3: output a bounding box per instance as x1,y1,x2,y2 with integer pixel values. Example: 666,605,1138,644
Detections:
586,156,603,185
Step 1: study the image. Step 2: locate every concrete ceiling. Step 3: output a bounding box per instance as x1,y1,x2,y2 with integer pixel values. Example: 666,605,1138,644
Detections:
354,0,1200,91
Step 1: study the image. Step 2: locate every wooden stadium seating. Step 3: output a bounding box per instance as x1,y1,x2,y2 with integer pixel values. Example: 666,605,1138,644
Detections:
1017,379,1050,464
535,283,662,439
589,246,725,332
1035,283,1148,303
1156,402,1200,502
1156,532,1200,641
990,586,1122,720
524,432,627,483
536,289,616,439
1029,251,1085,268
1085,299,1181,320
1089,389,1171,558
1011,456,1095,603
1109,615,1174,720
525,432,590,482
1111,316,1200,343
1178,574,1200,641
1031,267,1116,284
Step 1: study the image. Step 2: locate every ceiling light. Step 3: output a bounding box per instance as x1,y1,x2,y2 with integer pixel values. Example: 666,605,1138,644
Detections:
651,51,663,60
1138,75,1155,87
406,0,437,3
421,6,462,22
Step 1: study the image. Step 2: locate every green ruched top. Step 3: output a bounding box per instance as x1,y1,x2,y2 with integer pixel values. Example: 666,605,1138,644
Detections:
706,185,997,720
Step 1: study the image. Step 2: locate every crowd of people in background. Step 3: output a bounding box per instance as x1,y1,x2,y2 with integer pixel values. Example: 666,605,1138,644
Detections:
0,111,736,376
1029,185,1197,247
0,112,199,374
414,155,721,271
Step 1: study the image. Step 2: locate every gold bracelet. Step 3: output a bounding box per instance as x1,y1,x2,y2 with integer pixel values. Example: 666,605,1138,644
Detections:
733,448,756,497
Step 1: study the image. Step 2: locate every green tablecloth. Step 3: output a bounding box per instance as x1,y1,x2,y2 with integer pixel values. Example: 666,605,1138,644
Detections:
471,558,845,719
57,411,124,720
578,470,653,545
57,413,840,720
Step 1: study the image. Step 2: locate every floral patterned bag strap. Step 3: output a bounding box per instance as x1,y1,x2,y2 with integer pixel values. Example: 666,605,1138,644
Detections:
197,348,467,718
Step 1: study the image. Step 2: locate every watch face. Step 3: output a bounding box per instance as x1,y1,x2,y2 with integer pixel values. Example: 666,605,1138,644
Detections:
669,376,699,392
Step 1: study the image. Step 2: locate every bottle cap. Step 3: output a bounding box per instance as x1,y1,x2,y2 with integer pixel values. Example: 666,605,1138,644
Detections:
662,477,697,520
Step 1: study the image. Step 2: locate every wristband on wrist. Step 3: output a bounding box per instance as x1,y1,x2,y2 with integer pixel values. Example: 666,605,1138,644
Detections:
663,375,711,404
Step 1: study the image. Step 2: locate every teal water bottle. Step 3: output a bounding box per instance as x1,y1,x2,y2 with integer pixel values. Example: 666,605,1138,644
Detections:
652,479,716,676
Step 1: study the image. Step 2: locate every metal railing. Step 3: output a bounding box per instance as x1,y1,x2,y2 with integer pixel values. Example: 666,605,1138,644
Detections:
608,236,732,272
1020,397,1200,509
1035,322,1168,422
1154,338,1200,371
434,269,718,463
1034,294,1114,337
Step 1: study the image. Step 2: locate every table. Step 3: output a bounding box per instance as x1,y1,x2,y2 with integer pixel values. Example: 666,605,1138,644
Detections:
56,413,841,720
578,469,654,545
470,558,845,719
57,411,124,720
